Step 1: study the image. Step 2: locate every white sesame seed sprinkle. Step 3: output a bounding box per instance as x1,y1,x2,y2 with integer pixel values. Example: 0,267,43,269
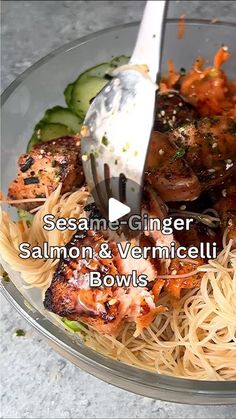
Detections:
212,142,217,148
222,189,227,197
226,162,233,170
180,205,186,210
159,149,165,155
161,110,165,116
208,168,216,173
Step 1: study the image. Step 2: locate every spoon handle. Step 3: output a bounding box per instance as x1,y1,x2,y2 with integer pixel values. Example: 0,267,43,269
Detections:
130,0,167,83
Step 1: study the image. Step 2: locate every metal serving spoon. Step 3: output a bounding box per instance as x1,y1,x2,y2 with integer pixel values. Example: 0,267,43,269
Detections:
81,1,167,219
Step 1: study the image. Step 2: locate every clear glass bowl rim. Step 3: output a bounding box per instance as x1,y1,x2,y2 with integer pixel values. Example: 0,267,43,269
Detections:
1,19,236,404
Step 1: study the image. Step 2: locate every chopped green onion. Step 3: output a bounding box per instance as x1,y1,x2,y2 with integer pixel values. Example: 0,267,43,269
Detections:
172,146,188,161
15,329,26,337
62,318,87,332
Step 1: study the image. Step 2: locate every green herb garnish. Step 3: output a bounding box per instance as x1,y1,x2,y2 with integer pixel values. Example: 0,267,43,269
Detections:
2,271,10,282
122,142,130,152
15,329,26,337
172,146,188,161
101,135,109,146
204,132,214,145
62,318,87,332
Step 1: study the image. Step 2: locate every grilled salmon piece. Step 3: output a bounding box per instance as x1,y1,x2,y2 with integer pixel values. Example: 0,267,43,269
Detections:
7,136,84,211
145,131,201,202
44,230,122,335
44,230,159,336
169,116,236,190
154,91,198,133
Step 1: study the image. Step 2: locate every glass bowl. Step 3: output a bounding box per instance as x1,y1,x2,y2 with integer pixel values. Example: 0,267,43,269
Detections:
1,20,236,405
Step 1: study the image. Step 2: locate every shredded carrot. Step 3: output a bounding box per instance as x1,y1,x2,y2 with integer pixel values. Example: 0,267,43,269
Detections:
177,14,186,39
18,220,25,234
159,47,235,116
134,305,167,336
179,47,235,116
214,46,231,69
152,279,165,303
160,59,180,90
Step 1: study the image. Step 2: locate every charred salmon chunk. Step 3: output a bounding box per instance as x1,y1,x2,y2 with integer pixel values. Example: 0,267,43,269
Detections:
145,131,201,202
7,136,84,210
154,91,198,133
44,230,162,336
169,116,236,190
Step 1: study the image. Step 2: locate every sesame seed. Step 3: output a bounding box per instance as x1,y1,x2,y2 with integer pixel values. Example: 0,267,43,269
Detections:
212,142,217,148
222,45,228,52
228,218,233,227
82,154,88,161
222,189,227,197
173,110,177,115
161,110,165,116
180,205,186,210
172,115,176,122
226,162,233,170
109,298,117,305
159,149,165,155
178,102,183,107
172,270,177,275
168,94,174,98
208,168,216,173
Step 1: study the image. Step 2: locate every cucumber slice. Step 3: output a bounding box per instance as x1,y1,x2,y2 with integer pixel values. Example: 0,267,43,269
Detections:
17,209,34,225
69,56,130,118
71,76,107,118
42,106,82,133
64,83,74,107
27,132,40,151
62,318,87,333
79,62,112,79
27,123,73,151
